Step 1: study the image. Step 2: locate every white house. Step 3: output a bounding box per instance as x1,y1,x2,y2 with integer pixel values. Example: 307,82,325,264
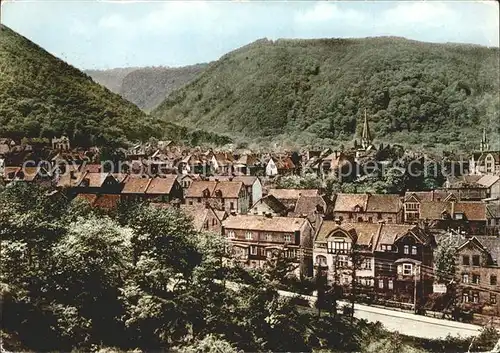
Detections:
266,158,278,177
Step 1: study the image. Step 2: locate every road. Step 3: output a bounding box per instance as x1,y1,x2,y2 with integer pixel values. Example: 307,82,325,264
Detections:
276,289,482,340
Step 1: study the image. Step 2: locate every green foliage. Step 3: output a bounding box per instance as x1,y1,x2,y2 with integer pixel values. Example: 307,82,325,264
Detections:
433,235,460,284
154,37,499,149
0,25,161,146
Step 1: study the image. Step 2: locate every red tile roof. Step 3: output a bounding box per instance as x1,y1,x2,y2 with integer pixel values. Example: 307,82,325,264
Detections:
223,215,307,233
122,176,151,194
146,176,177,195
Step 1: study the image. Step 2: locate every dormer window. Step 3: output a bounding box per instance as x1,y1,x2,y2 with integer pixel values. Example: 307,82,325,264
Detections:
381,244,393,252
354,205,362,212
203,188,211,198
454,212,464,220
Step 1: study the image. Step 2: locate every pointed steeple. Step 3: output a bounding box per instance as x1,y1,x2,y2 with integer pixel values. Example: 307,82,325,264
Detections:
480,128,489,152
361,109,373,150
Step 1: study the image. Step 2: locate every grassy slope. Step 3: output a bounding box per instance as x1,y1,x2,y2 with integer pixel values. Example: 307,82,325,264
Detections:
153,37,499,150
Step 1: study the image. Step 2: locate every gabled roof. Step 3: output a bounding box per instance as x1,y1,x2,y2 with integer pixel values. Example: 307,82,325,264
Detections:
294,195,328,216
185,180,218,198
315,221,375,247
75,193,120,210
365,194,402,213
251,195,288,214
223,215,308,233
146,176,177,195
334,193,368,212
213,181,244,198
180,204,219,231
269,188,319,201
122,176,151,194
404,191,453,203
477,175,500,188
79,172,118,188
420,201,487,221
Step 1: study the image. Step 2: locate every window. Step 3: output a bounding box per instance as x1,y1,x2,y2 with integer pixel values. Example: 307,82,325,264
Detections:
404,245,409,255
368,217,373,223
472,292,479,303
472,274,480,284
284,234,291,243
357,217,363,222
406,203,419,210
230,202,235,210
463,292,469,303
316,255,327,266
266,233,272,241
228,231,235,239
212,218,217,226
377,212,382,219
361,258,372,270
197,197,202,203
411,246,417,255
381,244,392,252
462,255,470,265
328,241,352,253
462,274,469,283
472,255,481,266
387,217,393,223
388,280,394,290
204,220,209,230
287,249,297,258
250,246,257,255
348,213,353,219
188,200,193,205
378,280,384,289
491,293,497,305
403,264,413,276
337,256,349,268
339,216,344,222
245,232,253,240
491,275,497,286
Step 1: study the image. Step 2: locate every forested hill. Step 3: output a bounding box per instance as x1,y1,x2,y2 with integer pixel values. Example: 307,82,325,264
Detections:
153,37,500,149
0,25,161,146
85,64,207,112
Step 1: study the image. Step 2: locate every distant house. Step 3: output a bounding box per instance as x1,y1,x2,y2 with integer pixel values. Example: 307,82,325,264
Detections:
455,236,500,316
403,191,457,222
333,193,403,224
265,158,278,177
233,154,262,176
145,176,183,203
210,153,234,175
3,166,52,186
75,193,121,211
209,175,263,210
250,194,288,217
290,194,332,219
52,135,71,151
419,201,489,233
268,188,320,211
222,214,314,277
185,180,249,214
57,172,122,196
180,204,222,233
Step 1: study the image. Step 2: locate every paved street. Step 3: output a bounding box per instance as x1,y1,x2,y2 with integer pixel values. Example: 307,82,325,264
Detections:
276,289,482,340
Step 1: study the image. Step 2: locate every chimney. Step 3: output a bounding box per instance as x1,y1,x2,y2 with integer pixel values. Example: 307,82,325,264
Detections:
451,201,455,217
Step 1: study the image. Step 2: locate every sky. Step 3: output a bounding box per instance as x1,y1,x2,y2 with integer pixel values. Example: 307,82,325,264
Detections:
1,0,499,70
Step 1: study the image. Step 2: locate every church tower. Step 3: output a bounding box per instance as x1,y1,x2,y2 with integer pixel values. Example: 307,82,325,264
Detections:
360,109,373,150
480,128,489,152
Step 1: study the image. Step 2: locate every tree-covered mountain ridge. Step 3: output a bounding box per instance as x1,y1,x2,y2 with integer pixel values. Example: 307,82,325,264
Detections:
0,25,229,147
153,36,499,150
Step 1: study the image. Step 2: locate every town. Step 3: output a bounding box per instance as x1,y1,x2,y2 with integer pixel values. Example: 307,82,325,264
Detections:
2,114,499,329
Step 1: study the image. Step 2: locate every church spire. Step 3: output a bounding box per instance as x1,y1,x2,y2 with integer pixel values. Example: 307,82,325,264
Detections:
480,128,489,152
361,109,372,150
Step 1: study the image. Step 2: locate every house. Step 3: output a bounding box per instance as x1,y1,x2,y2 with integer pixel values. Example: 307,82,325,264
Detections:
455,236,500,316
265,158,278,177
274,157,296,175
404,191,457,222
57,172,121,196
249,195,288,217
233,154,262,176
470,132,500,175
2,166,52,186
313,221,435,304
319,151,355,181
185,180,249,214
209,175,263,210
222,214,314,277
52,135,71,151
210,153,234,175
268,188,320,211
333,193,403,224
444,175,499,201
121,176,152,202
290,194,332,219
145,176,183,203
177,174,201,196
419,201,489,233
180,204,222,233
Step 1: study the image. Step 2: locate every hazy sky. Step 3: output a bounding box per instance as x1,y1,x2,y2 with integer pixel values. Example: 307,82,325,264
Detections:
1,0,499,70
